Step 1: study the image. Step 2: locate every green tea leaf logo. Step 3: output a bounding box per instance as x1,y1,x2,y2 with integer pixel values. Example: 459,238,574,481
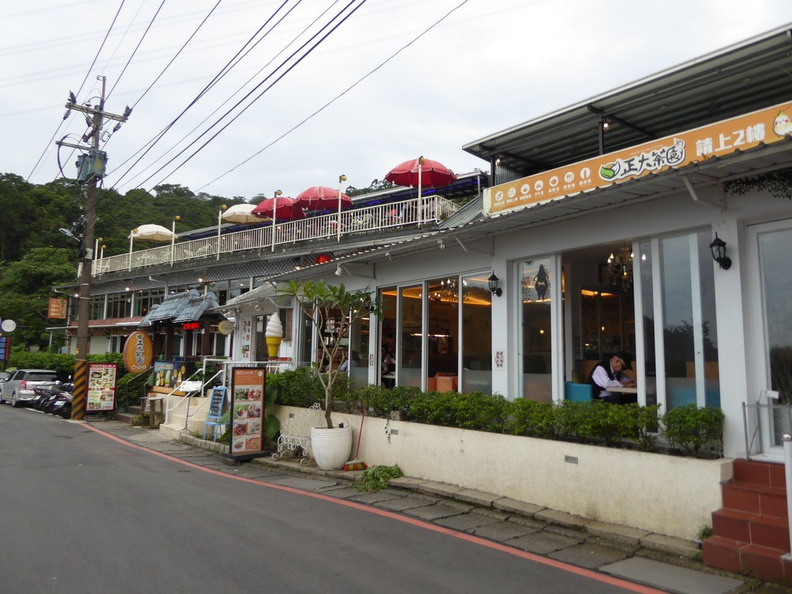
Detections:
600,164,616,179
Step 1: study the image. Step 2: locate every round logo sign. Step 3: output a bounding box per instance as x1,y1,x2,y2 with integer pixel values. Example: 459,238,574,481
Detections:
122,331,154,372
217,320,234,335
1,319,16,332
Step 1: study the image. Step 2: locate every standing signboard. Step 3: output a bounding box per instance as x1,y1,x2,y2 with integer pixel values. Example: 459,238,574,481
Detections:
229,367,265,459
87,362,118,412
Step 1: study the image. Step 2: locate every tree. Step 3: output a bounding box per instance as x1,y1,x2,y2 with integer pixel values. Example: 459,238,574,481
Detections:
280,280,381,429
0,248,75,348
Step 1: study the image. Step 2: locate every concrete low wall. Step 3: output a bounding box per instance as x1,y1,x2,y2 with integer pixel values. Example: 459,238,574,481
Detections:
273,405,732,540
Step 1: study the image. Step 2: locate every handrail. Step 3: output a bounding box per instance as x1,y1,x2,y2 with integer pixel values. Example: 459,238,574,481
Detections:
92,195,459,276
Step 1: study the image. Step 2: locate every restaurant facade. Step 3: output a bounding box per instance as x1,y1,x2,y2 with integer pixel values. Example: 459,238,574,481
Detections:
220,25,792,464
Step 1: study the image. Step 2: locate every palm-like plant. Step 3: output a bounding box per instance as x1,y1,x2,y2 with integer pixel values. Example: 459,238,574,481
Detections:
280,280,380,429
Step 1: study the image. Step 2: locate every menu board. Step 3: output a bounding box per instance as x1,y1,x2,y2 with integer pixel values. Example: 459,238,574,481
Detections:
87,363,117,411
230,367,265,457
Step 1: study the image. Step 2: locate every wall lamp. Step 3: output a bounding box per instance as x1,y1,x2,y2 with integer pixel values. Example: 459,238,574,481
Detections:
488,273,502,297
709,233,732,270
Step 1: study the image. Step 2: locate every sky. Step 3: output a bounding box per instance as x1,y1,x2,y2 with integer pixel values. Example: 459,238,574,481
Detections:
4,0,792,202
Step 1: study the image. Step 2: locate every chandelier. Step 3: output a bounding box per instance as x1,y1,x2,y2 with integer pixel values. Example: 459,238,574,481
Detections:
607,246,633,289
429,277,467,304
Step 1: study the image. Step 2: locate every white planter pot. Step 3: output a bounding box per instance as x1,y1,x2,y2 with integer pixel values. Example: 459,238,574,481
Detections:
311,424,353,470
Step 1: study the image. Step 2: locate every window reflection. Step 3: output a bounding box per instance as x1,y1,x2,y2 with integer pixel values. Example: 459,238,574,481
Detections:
521,260,552,402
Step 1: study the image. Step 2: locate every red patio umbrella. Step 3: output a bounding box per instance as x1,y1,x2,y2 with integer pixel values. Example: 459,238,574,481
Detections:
293,186,352,211
294,181,352,242
385,156,457,189
385,156,457,224
252,195,305,252
251,196,305,222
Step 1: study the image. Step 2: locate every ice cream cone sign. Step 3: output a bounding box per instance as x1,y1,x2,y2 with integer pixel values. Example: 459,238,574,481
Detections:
265,311,283,358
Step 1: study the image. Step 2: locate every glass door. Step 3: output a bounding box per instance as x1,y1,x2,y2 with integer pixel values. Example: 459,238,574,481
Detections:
748,221,792,456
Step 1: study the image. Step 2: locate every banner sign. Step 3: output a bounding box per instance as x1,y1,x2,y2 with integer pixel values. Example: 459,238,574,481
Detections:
152,361,194,390
229,367,265,457
48,298,68,319
0,337,10,360
485,100,792,216
87,362,117,412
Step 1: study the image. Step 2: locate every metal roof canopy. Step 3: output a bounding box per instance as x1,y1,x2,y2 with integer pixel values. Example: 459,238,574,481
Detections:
463,24,792,177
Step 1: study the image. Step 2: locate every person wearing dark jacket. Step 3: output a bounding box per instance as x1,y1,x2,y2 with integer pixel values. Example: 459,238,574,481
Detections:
587,351,636,403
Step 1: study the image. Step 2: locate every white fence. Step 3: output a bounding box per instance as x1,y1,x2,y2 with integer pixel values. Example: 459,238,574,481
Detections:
92,195,459,276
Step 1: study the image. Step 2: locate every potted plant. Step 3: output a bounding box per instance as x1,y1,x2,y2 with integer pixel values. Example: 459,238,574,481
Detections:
280,279,380,469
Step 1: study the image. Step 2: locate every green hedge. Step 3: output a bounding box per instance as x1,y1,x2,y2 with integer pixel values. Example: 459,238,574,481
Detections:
6,351,124,381
272,380,723,457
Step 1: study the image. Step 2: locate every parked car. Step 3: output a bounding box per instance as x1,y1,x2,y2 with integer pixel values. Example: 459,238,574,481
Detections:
0,369,60,407
0,371,10,382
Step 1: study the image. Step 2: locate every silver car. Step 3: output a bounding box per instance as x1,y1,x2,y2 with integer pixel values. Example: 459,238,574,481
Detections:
0,369,59,407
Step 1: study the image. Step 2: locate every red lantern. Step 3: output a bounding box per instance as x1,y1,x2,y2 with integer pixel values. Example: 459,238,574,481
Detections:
315,253,331,264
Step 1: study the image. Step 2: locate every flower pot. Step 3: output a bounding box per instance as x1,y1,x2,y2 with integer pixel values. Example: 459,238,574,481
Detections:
311,424,353,470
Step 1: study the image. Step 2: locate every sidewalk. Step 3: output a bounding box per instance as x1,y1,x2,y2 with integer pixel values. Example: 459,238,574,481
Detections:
86,418,792,594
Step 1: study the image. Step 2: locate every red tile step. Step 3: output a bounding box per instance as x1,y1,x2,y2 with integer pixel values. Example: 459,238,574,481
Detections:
734,459,786,489
703,536,743,573
703,536,792,584
711,508,754,543
750,513,790,552
723,481,788,518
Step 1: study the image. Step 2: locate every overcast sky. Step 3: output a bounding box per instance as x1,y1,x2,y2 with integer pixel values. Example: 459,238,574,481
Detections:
4,0,792,201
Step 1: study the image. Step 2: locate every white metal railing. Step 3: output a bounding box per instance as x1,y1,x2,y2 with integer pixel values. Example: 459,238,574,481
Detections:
92,195,459,276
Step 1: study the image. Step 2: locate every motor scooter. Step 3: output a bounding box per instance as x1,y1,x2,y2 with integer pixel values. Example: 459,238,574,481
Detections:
31,385,59,411
49,383,73,418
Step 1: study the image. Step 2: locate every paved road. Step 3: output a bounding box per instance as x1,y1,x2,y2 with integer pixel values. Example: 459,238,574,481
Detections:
0,405,669,594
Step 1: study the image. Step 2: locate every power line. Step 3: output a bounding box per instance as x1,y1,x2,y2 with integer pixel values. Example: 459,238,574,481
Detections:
140,1,366,192
106,0,166,102
109,0,301,190
114,0,350,191
26,0,127,183
199,0,469,192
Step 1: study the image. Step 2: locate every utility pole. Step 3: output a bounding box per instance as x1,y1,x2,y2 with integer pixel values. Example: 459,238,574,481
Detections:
58,76,129,420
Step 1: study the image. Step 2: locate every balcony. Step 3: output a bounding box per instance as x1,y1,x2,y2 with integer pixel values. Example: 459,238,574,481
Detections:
91,195,460,276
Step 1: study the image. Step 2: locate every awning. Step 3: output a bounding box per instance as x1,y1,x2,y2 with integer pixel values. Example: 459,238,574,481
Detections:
140,289,221,327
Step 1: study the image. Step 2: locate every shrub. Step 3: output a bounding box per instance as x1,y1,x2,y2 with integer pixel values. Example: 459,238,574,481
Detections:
453,392,507,432
662,404,724,457
406,390,458,426
504,399,559,439
352,384,398,417
270,369,721,458
268,367,324,408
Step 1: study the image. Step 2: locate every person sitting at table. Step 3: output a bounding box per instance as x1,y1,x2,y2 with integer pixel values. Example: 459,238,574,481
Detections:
587,351,636,403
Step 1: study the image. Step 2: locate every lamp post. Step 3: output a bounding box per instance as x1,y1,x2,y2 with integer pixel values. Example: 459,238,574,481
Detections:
271,190,282,252
417,156,424,225
128,229,135,271
338,174,347,243
217,205,226,261
93,237,102,275
170,215,180,266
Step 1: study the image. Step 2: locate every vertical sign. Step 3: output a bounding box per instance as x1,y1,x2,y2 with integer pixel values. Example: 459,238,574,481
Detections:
87,362,118,412
0,337,10,360
229,367,265,458
48,298,68,319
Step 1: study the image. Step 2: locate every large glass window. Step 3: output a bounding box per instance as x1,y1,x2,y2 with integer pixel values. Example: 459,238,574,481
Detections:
399,285,422,388
461,274,492,393
659,232,718,408
348,313,370,389
379,287,397,387
427,277,459,389
521,260,552,402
